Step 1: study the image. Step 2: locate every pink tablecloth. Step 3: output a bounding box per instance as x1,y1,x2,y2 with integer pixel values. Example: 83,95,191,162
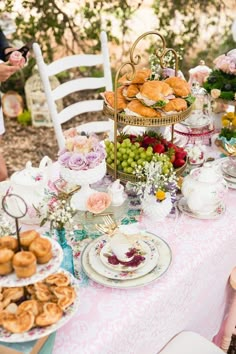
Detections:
53,186,236,354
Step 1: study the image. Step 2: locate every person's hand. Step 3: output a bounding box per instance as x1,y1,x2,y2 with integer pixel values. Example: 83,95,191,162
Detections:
0,62,19,82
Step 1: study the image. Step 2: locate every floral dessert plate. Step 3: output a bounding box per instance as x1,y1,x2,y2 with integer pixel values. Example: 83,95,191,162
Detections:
177,197,226,220
82,232,172,289
88,239,159,280
221,161,236,178
0,269,80,343
0,237,63,287
99,239,150,272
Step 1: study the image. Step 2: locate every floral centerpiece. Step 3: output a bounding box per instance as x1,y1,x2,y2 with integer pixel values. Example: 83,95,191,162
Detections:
203,49,236,101
58,128,107,211
133,156,178,220
216,112,236,156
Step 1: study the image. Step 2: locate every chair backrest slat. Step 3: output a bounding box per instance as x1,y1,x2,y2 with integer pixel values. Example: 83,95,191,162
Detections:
33,31,113,149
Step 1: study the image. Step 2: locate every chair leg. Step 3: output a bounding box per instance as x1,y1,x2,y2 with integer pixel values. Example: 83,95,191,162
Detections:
221,290,236,352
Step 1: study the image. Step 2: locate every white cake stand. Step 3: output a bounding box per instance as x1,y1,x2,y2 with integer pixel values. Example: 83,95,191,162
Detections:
60,160,106,211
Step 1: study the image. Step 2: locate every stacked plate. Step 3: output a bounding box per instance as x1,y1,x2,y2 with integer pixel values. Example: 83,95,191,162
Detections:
221,159,236,190
81,231,172,289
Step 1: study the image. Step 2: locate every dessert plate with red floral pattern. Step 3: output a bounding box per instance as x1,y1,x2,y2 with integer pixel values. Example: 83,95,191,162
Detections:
88,238,158,280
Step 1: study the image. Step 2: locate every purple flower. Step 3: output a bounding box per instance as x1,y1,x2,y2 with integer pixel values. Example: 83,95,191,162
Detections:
86,152,102,168
93,143,106,160
68,153,87,170
58,151,73,167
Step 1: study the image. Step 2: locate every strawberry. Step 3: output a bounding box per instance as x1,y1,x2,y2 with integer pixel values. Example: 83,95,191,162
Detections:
175,150,187,160
174,158,186,168
153,143,165,154
142,136,157,147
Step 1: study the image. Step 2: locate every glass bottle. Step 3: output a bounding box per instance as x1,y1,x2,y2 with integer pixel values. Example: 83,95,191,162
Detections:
55,227,75,276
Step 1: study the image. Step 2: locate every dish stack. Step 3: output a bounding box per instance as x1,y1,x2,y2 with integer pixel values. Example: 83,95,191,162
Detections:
0,230,80,343
221,159,236,190
82,230,172,289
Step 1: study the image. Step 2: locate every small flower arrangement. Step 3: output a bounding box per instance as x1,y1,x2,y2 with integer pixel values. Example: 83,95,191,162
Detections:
133,157,178,204
203,49,236,101
219,112,236,143
58,128,106,171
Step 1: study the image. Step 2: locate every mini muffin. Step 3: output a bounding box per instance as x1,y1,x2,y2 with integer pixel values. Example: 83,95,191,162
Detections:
0,248,14,275
20,230,40,249
29,237,52,264
13,251,37,278
0,236,18,252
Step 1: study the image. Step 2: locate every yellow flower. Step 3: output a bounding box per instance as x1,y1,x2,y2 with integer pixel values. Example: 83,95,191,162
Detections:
222,118,230,127
155,189,166,201
232,118,236,127
225,112,235,120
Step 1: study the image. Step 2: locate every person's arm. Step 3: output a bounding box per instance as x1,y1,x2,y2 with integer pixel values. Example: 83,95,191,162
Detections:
0,29,12,61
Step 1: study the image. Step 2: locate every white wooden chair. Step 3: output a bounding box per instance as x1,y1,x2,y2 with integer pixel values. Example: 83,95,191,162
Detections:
159,331,224,354
33,31,113,150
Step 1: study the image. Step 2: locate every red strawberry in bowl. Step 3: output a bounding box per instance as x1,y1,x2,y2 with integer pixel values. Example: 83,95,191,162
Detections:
175,149,187,160
153,143,165,154
173,158,186,168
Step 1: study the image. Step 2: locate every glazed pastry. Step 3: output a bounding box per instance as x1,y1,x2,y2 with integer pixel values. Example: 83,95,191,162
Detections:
0,236,18,252
118,69,151,85
35,302,63,327
2,310,35,333
34,282,52,302
13,251,37,278
52,286,76,310
0,248,14,275
164,77,191,97
2,287,24,308
103,86,127,110
125,100,160,118
20,229,40,248
17,299,41,316
163,98,187,113
45,272,70,287
139,80,173,101
29,237,52,264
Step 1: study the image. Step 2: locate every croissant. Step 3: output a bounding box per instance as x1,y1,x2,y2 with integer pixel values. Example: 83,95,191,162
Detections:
163,98,187,112
140,81,173,101
52,286,76,310
17,299,41,316
164,77,191,97
103,86,127,110
126,100,161,118
123,84,140,99
118,69,151,85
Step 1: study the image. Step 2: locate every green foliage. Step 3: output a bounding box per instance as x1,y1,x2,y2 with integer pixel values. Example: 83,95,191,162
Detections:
17,110,32,126
203,69,236,101
219,127,236,140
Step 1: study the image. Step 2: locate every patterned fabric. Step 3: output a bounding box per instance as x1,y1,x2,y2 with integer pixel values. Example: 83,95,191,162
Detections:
53,179,236,354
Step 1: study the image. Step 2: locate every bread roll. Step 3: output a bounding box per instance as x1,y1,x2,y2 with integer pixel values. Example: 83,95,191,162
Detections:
20,230,40,248
13,251,37,278
0,236,18,252
29,237,52,264
0,248,14,275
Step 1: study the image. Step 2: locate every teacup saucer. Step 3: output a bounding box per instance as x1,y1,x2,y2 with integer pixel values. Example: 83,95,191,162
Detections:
177,197,226,220
221,161,236,178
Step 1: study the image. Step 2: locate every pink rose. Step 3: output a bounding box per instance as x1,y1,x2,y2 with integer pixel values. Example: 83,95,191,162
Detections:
8,51,25,68
73,136,91,153
86,192,111,214
214,54,236,75
64,128,78,138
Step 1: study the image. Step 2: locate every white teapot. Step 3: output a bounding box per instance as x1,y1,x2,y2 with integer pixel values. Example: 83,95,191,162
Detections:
181,162,227,215
9,156,52,224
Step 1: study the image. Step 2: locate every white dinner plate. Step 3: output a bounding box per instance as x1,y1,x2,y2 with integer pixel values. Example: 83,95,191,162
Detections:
221,161,236,178
89,238,159,280
0,237,63,287
177,197,226,220
0,269,80,343
82,232,172,289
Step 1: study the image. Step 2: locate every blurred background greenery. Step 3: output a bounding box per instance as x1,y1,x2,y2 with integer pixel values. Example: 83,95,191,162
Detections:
0,0,235,99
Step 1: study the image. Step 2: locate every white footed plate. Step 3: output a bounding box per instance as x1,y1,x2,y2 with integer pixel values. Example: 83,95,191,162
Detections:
0,237,63,287
0,268,80,342
82,232,172,289
177,197,226,220
89,239,159,280
221,161,236,178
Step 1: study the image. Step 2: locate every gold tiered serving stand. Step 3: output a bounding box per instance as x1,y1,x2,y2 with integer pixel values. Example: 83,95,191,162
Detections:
104,31,193,181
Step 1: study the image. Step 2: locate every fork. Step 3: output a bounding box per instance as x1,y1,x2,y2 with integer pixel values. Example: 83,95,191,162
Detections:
95,223,115,236
102,215,118,230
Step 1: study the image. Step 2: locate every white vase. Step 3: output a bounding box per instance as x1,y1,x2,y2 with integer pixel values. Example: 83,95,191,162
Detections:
60,160,106,211
141,194,173,220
